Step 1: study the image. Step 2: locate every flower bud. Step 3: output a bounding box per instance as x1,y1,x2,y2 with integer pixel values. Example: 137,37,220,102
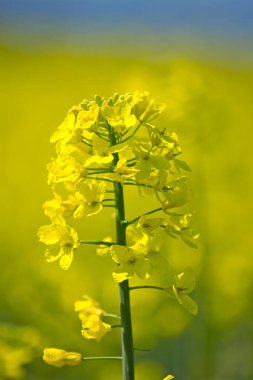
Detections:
43,348,82,367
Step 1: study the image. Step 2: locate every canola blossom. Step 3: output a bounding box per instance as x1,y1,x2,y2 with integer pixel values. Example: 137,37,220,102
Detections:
43,348,82,367
39,92,199,379
74,295,111,342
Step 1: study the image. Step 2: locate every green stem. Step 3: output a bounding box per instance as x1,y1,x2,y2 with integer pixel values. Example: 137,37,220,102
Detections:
82,356,122,361
79,240,117,246
129,286,164,291
121,122,142,142
87,168,109,171
103,313,121,319
87,171,112,175
124,181,154,189
111,132,135,380
124,207,163,225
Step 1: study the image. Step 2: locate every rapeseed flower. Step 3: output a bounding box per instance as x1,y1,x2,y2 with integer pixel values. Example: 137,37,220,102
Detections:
47,154,84,185
38,222,79,270
74,295,104,320
81,315,111,342
74,181,106,218
165,267,198,315
102,99,137,133
43,348,82,367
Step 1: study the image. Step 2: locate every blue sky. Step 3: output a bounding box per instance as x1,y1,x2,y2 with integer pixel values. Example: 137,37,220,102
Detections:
1,0,253,61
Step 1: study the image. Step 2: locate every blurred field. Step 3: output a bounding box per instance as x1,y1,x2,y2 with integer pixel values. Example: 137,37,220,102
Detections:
0,43,253,379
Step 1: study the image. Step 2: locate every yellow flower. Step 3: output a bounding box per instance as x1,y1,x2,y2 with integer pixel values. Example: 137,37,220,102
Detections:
132,91,167,123
43,348,82,367
102,99,137,133
164,267,198,315
74,181,106,218
137,216,164,236
130,142,170,181
81,315,111,342
50,108,81,145
84,136,127,166
77,104,99,131
164,214,199,249
47,154,85,185
38,222,79,270
85,135,114,165
111,244,152,283
43,192,77,223
163,375,175,380
96,237,113,256
160,176,191,209
74,295,104,320
106,158,139,183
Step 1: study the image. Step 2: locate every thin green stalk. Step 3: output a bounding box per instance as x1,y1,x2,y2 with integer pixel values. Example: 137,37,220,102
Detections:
124,207,163,225
79,240,117,246
82,356,122,361
124,181,154,189
129,285,164,291
87,168,109,171
126,162,137,167
121,122,142,141
103,313,121,319
111,131,135,380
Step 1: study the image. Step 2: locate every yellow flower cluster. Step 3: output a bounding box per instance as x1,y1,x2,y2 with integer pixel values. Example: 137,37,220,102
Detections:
39,92,199,375
39,91,198,275
74,295,111,342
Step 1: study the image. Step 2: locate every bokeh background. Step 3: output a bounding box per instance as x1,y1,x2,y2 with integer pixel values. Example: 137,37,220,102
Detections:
1,1,253,379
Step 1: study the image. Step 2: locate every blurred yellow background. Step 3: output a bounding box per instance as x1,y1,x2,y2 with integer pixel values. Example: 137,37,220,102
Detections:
1,27,253,380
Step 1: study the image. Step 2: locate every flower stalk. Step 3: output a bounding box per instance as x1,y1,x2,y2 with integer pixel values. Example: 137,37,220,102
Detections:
112,130,135,379
82,356,122,361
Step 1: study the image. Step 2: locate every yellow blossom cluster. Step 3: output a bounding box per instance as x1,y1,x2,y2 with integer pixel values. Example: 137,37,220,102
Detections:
74,295,111,342
39,92,199,375
38,91,198,306
39,92,198,272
